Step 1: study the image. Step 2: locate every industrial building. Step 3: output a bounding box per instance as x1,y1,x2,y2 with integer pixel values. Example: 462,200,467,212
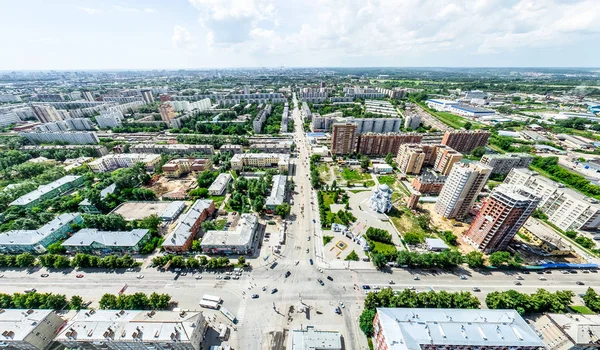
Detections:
373,308,545,350
62,228,151,254
162,199,215,253
0,309,66,350
0,213,82,254
55,310,208,350
9,175,84,207
230,153,290,172
504,168,600,231
464,184,540,253
208,173,232,196
435,162,492,220
480,153,533,175
201,214,259,255
87,153,161,173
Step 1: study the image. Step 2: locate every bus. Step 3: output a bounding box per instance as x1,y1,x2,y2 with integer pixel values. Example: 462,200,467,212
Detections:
201,295,222,304
220,306,237,324
198,300,220,310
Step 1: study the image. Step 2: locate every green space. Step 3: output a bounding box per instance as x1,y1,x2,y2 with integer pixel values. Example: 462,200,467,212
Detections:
323,235,334,245
214,219,227,230
369,241,397,255
377,175,396,186
340,168,371,181
209,195,226,208
316,190,356,228
570,305,596,315
317,163,331,181
349,189,369,194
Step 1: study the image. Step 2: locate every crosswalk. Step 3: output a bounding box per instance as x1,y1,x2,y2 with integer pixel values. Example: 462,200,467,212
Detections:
236,296,248,325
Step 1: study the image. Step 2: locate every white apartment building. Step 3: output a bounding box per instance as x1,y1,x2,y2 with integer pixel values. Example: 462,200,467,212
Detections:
87,153,161,173
20,131,99,145
169,98,211,112
208,173,232,195
65,118,94,130
0,94,22,103
0,309,65,350
230,153,290,172
480,153,533,175
96,110,123,128
404,114,422,130
32,105,64,123
0,111,21,127
435,162,492,220
505,168,600,231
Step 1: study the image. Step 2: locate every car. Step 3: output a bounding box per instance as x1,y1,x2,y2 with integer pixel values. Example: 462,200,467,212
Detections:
295,260,299,265
389,280,394,284
413,276,420,281
362,285,370,290
216,276,223,280
407,286,415,291
309,259,313,265
306,248,309,253
327,276,333,281
339,301,345,308
521,270,530,274
24,288,36,294
373,286,381,290
459,275,467,280
516,276,524,280
335,307,341,314
285,271,291,278
251,294,259,299
538,277,547,281
137,275,144,279
174,268,182,272
545,270,552,274
271,288,278,294
576,281,585,285
583,270,590,274
41,273,49,278
472,287,481,292
226,271,232,275
195,276,202,280
591,270,598,273
0,274,3,278
317,279,324,286
224,276,231,280
569,270,578,274
76,274,84,278
514,281,522,285
536,271,544,274
126,268,134,272
233,276,240,280
307,236,311,241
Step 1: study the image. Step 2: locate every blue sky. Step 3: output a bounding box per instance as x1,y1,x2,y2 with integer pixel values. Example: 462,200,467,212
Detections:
1,0,600,70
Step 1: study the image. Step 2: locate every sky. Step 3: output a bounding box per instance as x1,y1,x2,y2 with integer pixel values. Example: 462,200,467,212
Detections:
1,0,600,70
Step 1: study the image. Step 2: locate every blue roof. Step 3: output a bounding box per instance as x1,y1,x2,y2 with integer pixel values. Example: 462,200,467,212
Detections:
307,132,325,137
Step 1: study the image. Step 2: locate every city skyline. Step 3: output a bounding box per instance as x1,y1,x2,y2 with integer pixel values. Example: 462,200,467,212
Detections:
2,0,600,70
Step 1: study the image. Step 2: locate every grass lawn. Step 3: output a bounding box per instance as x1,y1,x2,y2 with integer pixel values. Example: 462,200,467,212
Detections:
387,207,426,236
317,163,331,181
350,189,369,194
341,168,371,181
369,240,398,255
321,191,336,207
570,305,596,315
209,195,226,208
378,175,396,186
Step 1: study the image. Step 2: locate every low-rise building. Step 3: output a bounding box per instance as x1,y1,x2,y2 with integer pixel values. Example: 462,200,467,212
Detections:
520,218,572,256
208,173,232,196
0,213,82,253
230,153,290,173
219,144,243,154
55,310,208,350
162,158,211,178
162,199,215,253
412,172,447,195
373,163,393,174
62,228,151,254
373,308,545,350
250,143,291,153
480,153,533,175
87,154,161,173
0,309,65,350
129,143,215,155
290,326,342,350
266,175,287,211
201,214,258,255
160,201,187,222
79,183,117,214
9,175,84,208
532,313,600,350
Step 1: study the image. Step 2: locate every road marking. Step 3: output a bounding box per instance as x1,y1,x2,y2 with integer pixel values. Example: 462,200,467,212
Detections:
236,296,248,325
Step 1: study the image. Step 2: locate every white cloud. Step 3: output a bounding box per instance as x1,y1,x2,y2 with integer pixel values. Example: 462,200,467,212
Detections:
113,5,157,13
77,7,102,15
172,25,197,50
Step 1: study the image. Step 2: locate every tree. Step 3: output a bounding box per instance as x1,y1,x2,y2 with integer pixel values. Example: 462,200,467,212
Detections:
359,308,377,336
99,294,118,309
365,227,392,244
345,250,359,261
360,156,370,170
403,231,424,245
191,240,202,251
470,146,486,158
252,195,265,212
488,251,512,267
464,251,484,268
70,295,84,310
237,256,246,266
16,253,36,267
47,242,66,254
189,188,209,198
464,121,472,130
201,220,216,231
384,153,394,166
185,258,200,268
372,253,387,269
275,203,291,218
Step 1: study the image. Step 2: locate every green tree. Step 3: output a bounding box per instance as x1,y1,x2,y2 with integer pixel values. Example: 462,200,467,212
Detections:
488,251,512,267
464,251,484,268
384,153,394,166
464,121,472,130
470,146,486,158
237,256,246,266
372,253,388,269
359,308,377,336
191,240,202,251
360,156,370,170
16,253,36,267
99,294,118,309
345,250,359,261
70,295,84,310
47,242,66,254
403,231,424,245
275,203,291,218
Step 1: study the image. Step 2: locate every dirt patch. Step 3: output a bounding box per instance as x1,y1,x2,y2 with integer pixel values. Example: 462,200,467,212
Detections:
146,173,197,197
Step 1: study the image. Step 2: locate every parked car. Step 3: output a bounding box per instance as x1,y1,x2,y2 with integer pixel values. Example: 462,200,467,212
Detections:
285,271,291,278
137,275,144,279
309,259,313,265
327,276,333,281
76,274,84,278
388,280,394,284
576,281,585,285
362,285,370,290
472,287,481,292
317,279,324,286
271,288,278,294
41,274,49,278
252,294,259,299
459,275,467,280
514,281,522,285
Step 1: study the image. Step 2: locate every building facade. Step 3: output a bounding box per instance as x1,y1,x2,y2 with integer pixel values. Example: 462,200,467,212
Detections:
201,214,259,255
62,229,151,254
331,123,358,155
162,199,215,253
480,153,534,175
20,131,99,145
412,172,447,195
0,309,65,350
208,173,232,196
435,162,492,220
87,154,161,173
433,145,463,176
230,153,290,172
357,133,423,156
158,103,175,124
441,130,491,153
464,184,540,253
10,175,85,207
129,143,214,155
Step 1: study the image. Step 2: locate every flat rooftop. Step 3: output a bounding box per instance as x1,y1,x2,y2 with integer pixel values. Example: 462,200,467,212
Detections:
0,309,56,341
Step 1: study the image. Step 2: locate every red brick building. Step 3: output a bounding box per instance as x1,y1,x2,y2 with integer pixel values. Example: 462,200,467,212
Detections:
441,130,490,153
357,133,423,156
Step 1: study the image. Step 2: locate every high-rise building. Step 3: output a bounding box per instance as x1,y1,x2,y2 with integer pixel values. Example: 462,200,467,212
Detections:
435,162,492,220
464,184,540,252
433,145,463,175
395,144,439,175
441,130,491,153
140,89,154,103
357,133,423,156
82,90,94,102
158,103,175,124
404,114,422,130
32,104,64,123
96,110,123,129
480,153,534,175
331,122,358,155
0,111,21,127
65,118,94,130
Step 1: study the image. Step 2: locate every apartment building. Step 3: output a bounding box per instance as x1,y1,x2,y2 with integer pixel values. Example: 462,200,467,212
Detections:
32,104,64,123
411,171,447,195
56,310,207,350
441,130,491,153
266,175,287,211
0,111,21,127
250,143,291,153
373,308,545,350
480,153,533,175
0,309,66,350
20,131,99,145
34,121,69,132
0,213,82,254
96,110,123,128
20,145,109,156
464,184,540,252
395,144,440,175
0,94,22,103
129,143,215,155
357,133,423,156
65,118,94,130
230,153,290,172
82,90,94,101
404,114,422,130
87,154,161,173
433,145,463,175
10,175,85,207
504,168,600,231
62,228,151,254
168,98,211,112
331,123,358,155
158,103,175,124
140,89,154,103
162,199,215,253
219,144,243,154
201,213,259,255
162,158,211,178
435,162,492,220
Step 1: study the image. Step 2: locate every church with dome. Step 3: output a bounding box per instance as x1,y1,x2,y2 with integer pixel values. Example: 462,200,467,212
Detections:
369,184,393,213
